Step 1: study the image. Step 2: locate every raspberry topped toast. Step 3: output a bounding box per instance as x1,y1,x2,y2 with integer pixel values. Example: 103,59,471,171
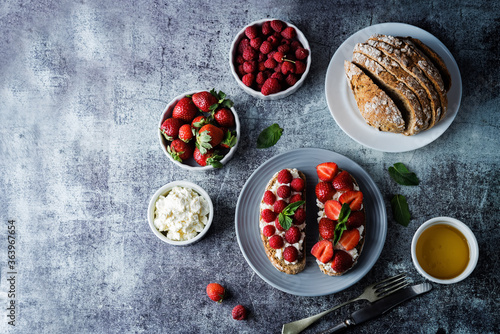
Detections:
311,162,366,276
259,168,307,274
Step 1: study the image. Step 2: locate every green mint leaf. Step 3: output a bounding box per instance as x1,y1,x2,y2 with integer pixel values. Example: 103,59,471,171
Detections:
281,201,305,216
391,194,411,226
332,204,351,245
278,213,293,230
257,123,283,149
388,163,419,186
337,203,351,224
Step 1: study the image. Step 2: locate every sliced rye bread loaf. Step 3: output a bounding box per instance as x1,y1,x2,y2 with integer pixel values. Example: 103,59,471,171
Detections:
259,169,306,275
352,52,426,135
344,61,405,133
366,38,443,129
354,43,433,130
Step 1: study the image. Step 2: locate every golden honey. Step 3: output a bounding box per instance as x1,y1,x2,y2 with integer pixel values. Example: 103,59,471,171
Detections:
416,224,469,279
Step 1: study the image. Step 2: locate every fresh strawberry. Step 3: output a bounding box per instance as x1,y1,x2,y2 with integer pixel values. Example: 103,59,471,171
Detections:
192,91,218,112
270,19,285,32
269,235,284,249
293,208,306,224
283,246,298,262
220,129,237,149
178,124,194,143
277,185,291,199
197,124,224,153
261,208,276,223
339,229,360,251
332,171,354,191
316,162,339,182
315,182,335,203
167,139,193,162
160,117,184,141
193,147,223,168
311,240,334,263
261,78,281,96
172,97,198,122
289,194,303,203
277,169,293,184
206,283,225,302
281,26,296,40
273,200,287,214
245,25,259,39
339,190,363,211
274,217,285,231
262,224,275,237
331,250,354,273
319,218,336,240
242,73,255,87
285,226,301,244
295,47,309,60
290,178,305,192
232,305,248,320
259,40,273,54
347,211,365,229
324,200,342,220
214,108,235,128
191,115,207,129
263,190,276,205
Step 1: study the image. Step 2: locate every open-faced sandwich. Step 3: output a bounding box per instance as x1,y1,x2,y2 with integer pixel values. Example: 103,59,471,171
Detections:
311,162,366,275
259,168,307,274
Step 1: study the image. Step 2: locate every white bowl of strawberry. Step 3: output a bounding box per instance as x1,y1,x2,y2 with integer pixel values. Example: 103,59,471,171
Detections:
230,19,311,100
159,89,240,170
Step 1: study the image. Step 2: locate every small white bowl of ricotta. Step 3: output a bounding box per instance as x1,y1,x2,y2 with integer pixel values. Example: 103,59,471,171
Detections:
147,181,214,246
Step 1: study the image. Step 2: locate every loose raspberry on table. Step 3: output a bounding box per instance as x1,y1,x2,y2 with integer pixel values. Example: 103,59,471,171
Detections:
269,235,284,249
283,246,298,262
232,304,248,320
277,185,291,199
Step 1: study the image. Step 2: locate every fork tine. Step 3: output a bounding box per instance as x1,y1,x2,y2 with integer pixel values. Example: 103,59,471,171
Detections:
376,279,410,297
371,273,406,289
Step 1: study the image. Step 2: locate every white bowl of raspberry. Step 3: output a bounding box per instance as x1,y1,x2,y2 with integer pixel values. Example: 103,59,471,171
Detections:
158,89,240,170
229,19,311,100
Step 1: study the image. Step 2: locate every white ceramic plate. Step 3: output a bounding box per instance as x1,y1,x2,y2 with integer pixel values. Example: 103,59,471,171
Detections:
235,148,387,296
325,22,462,152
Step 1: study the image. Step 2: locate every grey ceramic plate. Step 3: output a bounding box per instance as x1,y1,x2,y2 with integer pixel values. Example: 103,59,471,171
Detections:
235,148,387,296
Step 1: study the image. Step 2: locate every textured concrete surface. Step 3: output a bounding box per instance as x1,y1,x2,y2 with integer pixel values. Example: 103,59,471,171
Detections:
1,0,499,333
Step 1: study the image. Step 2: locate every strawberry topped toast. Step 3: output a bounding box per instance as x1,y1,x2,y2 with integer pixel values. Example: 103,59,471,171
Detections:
311,162,366,276
259,168,307,274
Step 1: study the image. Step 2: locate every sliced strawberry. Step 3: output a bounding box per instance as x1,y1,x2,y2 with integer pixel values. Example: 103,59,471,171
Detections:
319,218,336,240
331,250,354,273
315,182,335,203
338,228,360,251
316,162,338,182
332,171,354,191
311,240,334,263
324,200,342,220
347,211,365,229
339,190,363,211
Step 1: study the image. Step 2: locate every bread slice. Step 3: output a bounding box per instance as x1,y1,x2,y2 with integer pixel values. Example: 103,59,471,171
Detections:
366,38,443,129
354,43,432,130
315,168,366,276
352,52,426,135
344,61,405,133
259,169,306,275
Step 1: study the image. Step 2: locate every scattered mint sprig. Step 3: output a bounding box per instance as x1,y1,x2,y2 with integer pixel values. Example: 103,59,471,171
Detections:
391,194,411,227
257,123,283,149
388,163,419,186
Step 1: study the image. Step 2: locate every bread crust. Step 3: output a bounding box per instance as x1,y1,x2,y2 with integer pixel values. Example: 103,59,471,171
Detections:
259,169,306,275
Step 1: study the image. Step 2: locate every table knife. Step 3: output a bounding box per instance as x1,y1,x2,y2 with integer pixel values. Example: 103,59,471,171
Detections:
318,282,432,334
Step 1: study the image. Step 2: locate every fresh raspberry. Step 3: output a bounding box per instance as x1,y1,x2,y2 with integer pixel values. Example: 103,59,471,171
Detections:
273,63,282,74
243,47,257,61
319,218,336,240
242,73,255,87
206,283,225,302
259,40,273,54
289,194,303,203
237,64,246,77
295,60,307,74
315,182,335,203
263,190,276,205
245,25,259,39
261,209,276,223
285,73,298,87
285,226,300,244
264,58,277,69
283,246,298,262
291,40,303,50
236,55,245,64
267,35,280,47
281,26,296,39
274,217,285,231
273,51,285,63
331,250,354,273
258,61,266,72
232,304,248,320
262,77,281,96
347,211,365,229
277,44,290,54
267,50,277,59
295,47,309,60
281,61,295,75
277,169,293,184
293,208,306,224
270,19,285,32
269,235,284,249
258,52,266,62
256,71,269,85
262,224,276,237
250,37,262,50
277,185,291,199
243,61,257,73
238,38,251,53
290,178,305,192
262,21,273,35
270,71,284,82
273,199,288,214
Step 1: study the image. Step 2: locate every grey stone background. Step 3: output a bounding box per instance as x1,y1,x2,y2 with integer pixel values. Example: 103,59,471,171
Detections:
1,0,499,333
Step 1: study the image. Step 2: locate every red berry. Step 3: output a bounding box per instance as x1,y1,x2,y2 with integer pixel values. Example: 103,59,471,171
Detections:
245,25,259,39
192,91,218,112
281,26,296,40
295,47,309,60
270,71,284,81
193,147,223,168
263,190,276,205
277,169,293,184
339,191,363,211
315,182,335,203
311,240,334,263
243,61,257,73
273,199,288,214
339,228,360,251
319,218,336,240
316,162,339,182
273,51,285,63
256,71,269,85
242,73,255,87
267,35,280,47
172,97,198,122
214,108,235,128
332,171,354,191
324,200,343,221
160,117,184,141
347,211,365,229
236,55,245,64
261,208,276,223
261,78,281,95
250,37,262,50
262,224,276,237
277,44,290,54
168,139,194,161
331,250,354,273
281,61,295,75
260,40,273,54
262,21,273,35
270,19,285,32
289,194,303,203
191,115,207,129
285,226,300,244
293,208,306,224
238,38,251,53
290,178,305,192
243,47,257,61
277,185,291,199
295,60,307,74
283,246,298,262
264,58,277,69
206,283,225,302
274,217,285,231
178,124,194,143
285,73,298,86
269,235,284,249
232,305,248,320
291,40,303,50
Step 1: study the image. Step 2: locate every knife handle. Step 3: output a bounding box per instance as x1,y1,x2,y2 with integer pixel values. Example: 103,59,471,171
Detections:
318,319,351,334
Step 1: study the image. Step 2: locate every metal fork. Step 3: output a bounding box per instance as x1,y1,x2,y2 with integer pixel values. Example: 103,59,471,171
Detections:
281,273,410,334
